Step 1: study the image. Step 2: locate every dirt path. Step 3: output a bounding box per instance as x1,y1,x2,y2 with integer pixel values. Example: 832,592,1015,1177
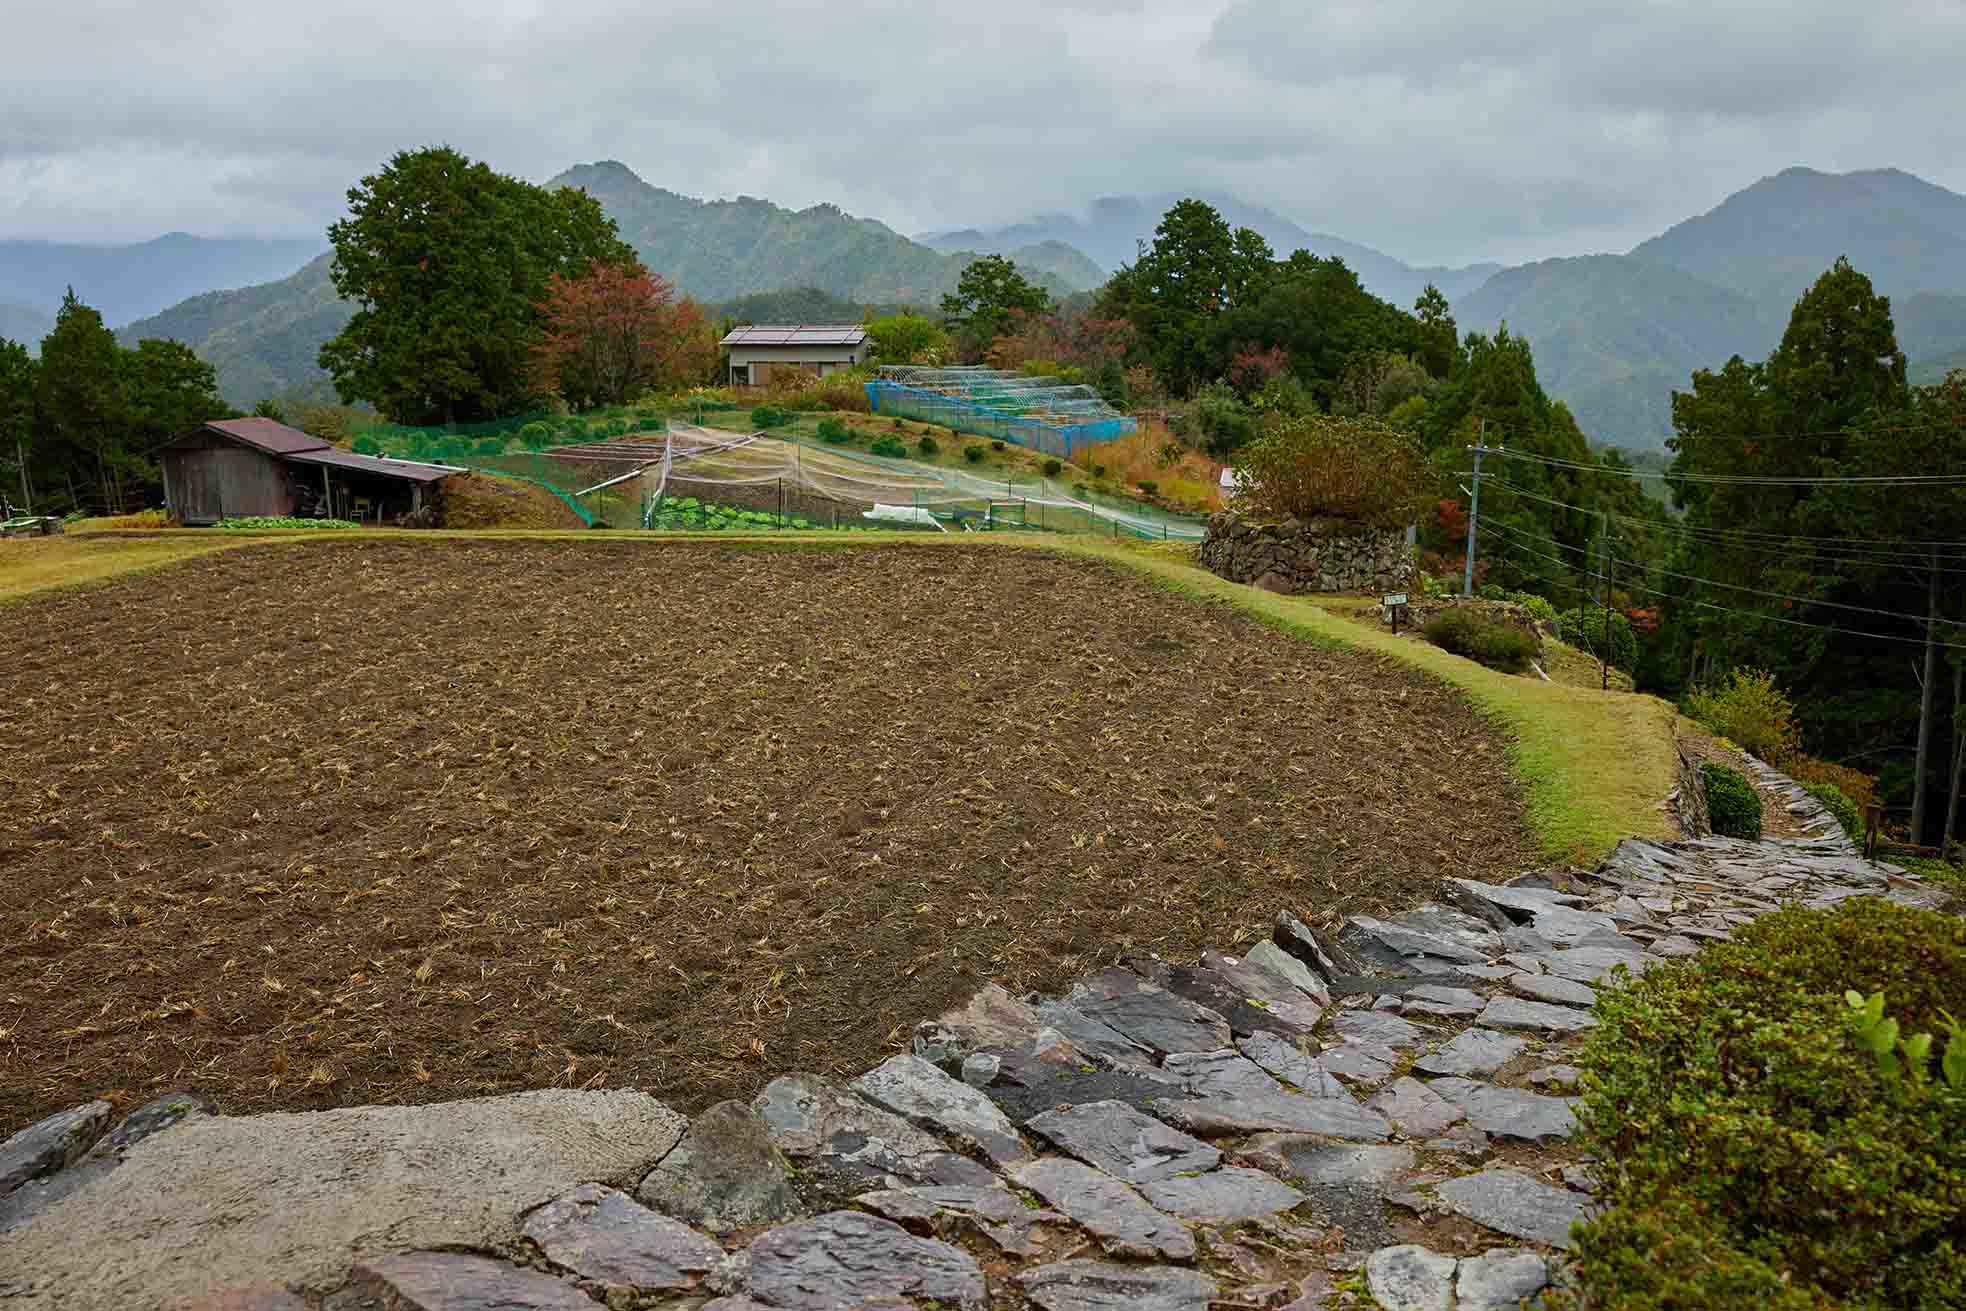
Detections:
0,542,1536,1131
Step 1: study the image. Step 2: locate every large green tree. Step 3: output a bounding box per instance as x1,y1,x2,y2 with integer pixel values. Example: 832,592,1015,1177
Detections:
319,146,637,424
36,289,132,512
939,255,1051,360
1102,199,1274,393
0,339,34,508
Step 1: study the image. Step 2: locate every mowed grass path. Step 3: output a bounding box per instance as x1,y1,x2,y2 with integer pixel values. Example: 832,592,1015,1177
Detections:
11,528,1673,861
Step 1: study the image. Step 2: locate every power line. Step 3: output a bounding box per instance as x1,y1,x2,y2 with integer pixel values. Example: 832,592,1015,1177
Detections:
1490,447,1966,487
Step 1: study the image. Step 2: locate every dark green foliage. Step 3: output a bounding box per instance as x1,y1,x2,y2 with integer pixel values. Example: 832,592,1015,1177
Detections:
518,421,552,450
1042,458,1062,477
1701,763,1764,839
962,443,985,464
990,439,1005,451
815,417,850,444
318,146,637,424
351,435,381,455
1137,479,1157,495
940,254,1052,358
1564,901,1966,1309
1556,605,1638,672
915,434,938,457
1803,781,1863,842
750,404,789,429
1422,608,1539,673
869,435,907,459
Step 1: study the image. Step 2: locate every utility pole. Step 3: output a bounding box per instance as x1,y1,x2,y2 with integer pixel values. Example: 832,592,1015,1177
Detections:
1600,512,1613,692
1462,420,1492,598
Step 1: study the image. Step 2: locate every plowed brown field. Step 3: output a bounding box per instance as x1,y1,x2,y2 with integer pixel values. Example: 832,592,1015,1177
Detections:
0,541,1535,1131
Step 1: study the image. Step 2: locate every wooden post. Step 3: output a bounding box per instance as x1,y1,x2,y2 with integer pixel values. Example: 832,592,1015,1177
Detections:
1864,804,1884,861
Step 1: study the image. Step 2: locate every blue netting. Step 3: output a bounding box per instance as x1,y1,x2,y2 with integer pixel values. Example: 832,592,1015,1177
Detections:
866,370,1136,459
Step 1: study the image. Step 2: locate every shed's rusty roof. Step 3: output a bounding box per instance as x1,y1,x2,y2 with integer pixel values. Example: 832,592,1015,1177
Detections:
283,447,462,484
203,418,332,455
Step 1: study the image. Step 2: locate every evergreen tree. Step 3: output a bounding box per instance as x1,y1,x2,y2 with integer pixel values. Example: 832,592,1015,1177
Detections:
36,289,130,513
0,339,34,509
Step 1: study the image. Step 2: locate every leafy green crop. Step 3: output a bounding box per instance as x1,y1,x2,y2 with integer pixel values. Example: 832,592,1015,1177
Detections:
216,516,361,530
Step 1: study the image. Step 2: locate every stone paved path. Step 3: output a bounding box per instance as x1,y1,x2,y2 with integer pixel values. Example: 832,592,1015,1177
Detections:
0,759,1947,1311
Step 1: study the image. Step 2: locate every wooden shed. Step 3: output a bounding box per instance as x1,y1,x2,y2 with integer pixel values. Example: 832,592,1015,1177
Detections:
158,419,457,524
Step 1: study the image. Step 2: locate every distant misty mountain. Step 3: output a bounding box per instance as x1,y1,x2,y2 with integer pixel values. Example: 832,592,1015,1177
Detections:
0,234,325,328
0,303,53,354
1450,167,1966,450
118,255,348,407
548,161,1102,304
919,192,1502,309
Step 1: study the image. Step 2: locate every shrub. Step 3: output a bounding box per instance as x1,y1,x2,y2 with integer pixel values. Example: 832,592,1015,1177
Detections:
1137,479,1158,495
351,435,382,455
1563,900,1966,1309
869,435,908,459
1091,463,1106,478
518,421,552,450
1702,763,1763,839
991,440,1005,451
1803,781,1862,842
1684,668,1800,763
1043,459,1063,478
1556,605,1637,672
916,434,939,457
1422,607,1539,673
750,404,790,429
963,444,986,464
1788,755,1881,811
816,417,851,444
100,508,175,529
1503,589,1558,626
1235,413,1435,528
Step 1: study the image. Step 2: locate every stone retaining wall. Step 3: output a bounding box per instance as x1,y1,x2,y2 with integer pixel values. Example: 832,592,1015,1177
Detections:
1197,512,1413,595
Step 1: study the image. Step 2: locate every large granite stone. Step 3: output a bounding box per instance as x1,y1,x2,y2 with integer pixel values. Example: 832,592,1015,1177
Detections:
1017,1260,1217,1311
1237,1032,1353,1099
1274,911,1369,984
1455,1248,1552,1310
1136,1167,1305,1224
753,1074,995,1189
1010,1157,1194,1260
1365,1078,1464,1139
1151,1092,1389,1141
1341,915,1492,969
1025,1101,1220,1184
1200,948,1326,1031
1442,879,1587,925
1065,970,1232,1056
1412,1029,1528,1078
1507,972,1598,1008
1365,1245,1457,1311
741,1211,986,1309
0,1089,685,1309
1243,940,1333,1005
1434,1169,1589,1247
636,1100,795,1235
522,1184,723,1293
348,1252,594,1310
1425,1079,1577,1142
851,1054,1030,1168
1524,906,1621,947
1476,995,1598,1036
0,1102,111,1197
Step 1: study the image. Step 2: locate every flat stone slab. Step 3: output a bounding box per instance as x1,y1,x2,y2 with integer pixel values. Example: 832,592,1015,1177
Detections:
1507,972,1598,1008
1136,1167,1305,1224
1443,879,1588,921
1342,915,1493,967
754,1074,995,1188
1412,1029,1529,1078
0,1092,214,1236
1317,1042,1396,1086
522,1184,723,1294
1394,905,1507,955
1525,1065,1582,1090
971,1049,1177,1126
0,1101,111,1197
1033,1000,1160,1073
1399,985,1485,1020
1456,1248,1552,1310
1477,995,1598,1036
1200,949,1327,1033
1010,1157,1194,1260
1525,906,1621,947
1535,947,1648,984
1425,1079,1577,1142
1152,1092,1389,1142
1366,1244,1457,1311
1242,940,1333,1005
1017,1259,1217,1311
913,984,1040,1064
1237,1032,1354,1100
1261,1141,1416,1251
1025,1101,1220,1185
1332,1007,1430,1051
1434,1169,1589,1247
742,1210,986,1309
851,1054,1031,1168
853,1183,1050,1256
1066,970,1232,1056
349,1252,596,1310
0,1089,686,1309
636,1100,794,1235
1366,1078,1464,1139
1164,1049,1284,1099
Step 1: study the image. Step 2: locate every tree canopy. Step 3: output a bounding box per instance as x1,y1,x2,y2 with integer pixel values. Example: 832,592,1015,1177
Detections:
319,146,638,425
530,263,715,409
939,255,1052,359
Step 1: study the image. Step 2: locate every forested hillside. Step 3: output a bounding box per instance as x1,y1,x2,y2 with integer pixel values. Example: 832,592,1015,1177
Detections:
116,256,349,406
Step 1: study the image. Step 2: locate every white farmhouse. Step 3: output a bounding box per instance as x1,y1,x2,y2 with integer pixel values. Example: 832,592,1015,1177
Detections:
721,325,869,386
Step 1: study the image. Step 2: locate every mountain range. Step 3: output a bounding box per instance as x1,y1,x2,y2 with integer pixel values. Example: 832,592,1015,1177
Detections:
10,163,1966,442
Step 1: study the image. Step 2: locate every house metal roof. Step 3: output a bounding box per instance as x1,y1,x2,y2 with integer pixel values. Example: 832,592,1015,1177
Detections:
719,324,867,347
282,447,464,484
201,417,332,455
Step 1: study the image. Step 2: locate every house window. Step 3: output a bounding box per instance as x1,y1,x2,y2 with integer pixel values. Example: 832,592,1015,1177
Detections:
730,364,750,386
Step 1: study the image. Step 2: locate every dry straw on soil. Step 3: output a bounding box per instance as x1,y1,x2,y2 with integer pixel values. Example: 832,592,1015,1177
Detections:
0,541,1534,1130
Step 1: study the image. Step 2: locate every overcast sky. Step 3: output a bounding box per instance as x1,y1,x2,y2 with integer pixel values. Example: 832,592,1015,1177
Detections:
3,0,1962,266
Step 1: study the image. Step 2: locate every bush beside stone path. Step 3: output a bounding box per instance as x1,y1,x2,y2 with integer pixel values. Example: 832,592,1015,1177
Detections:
0,763,1946,1310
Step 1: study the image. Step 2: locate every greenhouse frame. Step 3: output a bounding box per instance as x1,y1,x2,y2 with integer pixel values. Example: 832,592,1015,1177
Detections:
866,366,1135,457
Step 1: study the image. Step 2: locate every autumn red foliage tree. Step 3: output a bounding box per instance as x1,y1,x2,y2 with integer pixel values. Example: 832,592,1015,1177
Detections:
531,264,716,408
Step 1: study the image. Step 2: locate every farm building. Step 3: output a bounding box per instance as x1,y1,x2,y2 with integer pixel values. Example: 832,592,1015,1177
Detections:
721,325,868,386
157,418,459,525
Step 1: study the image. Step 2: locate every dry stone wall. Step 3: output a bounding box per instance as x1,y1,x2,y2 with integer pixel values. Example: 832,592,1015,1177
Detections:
1197,512,1414,595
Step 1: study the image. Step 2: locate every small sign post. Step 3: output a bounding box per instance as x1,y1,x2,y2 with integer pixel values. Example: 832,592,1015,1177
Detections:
1384,592,1410,636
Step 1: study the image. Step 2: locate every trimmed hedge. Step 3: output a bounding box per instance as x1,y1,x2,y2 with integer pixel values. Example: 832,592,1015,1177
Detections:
1423,607,1539,673
750,404,790,429
1702,762,1763,839
1561,900,1966,1309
